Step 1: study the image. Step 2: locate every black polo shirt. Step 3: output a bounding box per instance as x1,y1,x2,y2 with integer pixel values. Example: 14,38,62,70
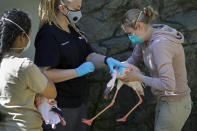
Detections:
34,23,94,108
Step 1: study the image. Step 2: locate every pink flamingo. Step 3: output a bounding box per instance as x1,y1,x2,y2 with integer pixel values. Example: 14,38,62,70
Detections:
82,62,144,126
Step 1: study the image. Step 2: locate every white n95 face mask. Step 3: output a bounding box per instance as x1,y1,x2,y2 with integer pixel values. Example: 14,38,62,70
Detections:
2,18,31,52
22,40,31,52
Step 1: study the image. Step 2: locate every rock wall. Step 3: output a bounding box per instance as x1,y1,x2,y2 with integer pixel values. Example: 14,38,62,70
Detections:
78,0,197,131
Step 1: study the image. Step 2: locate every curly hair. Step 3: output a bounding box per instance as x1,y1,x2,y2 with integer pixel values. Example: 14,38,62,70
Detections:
0,9,31,62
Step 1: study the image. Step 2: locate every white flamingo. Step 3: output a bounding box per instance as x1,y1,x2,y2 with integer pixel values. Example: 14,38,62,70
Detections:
82,62,144,126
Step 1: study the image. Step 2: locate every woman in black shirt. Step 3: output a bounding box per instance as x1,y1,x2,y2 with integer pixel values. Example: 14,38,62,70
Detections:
34,0,126,131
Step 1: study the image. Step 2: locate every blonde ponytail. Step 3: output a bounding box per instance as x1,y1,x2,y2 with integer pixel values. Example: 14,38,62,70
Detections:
143,6,158,22
121,6,158,28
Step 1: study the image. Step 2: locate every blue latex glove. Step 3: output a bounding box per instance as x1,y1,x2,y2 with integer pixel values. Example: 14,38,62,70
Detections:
76,62,95,77
106,57,127,75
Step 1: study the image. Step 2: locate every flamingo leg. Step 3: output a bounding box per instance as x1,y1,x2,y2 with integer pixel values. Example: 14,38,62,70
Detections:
82,88,120,126
116,90,143,122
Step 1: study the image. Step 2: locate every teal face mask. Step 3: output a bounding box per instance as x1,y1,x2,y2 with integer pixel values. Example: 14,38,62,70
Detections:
128,34,143,44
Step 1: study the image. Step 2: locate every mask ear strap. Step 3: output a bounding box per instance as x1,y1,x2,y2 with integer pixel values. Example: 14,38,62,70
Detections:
3,18,24,32
2,18,29,39
64,5,70,12
2,18,31,50
60,0,71,12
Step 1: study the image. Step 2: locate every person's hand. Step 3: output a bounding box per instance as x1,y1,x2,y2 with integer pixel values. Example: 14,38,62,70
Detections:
106,57,127,75
76,62,95,77
120,69,144,82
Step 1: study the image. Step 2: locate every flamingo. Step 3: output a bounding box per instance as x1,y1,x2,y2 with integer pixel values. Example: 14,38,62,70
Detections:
82,62,144,126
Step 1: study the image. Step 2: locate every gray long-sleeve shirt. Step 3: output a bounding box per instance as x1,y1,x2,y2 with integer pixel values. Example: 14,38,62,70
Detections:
127,24,190,101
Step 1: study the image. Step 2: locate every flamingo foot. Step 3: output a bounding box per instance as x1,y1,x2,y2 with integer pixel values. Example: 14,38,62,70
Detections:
104,94,109,99
82,118,94,126
116,116,127,122
61,119,67,126
52,124,56,129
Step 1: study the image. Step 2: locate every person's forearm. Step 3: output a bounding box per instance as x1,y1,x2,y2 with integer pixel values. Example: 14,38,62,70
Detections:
86,53,106,68
43,68,78,83
140,75,175,92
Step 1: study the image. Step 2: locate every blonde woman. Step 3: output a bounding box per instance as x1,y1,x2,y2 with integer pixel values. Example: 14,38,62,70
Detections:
120,6,192,131
0,9,56,131
34,0,126,130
